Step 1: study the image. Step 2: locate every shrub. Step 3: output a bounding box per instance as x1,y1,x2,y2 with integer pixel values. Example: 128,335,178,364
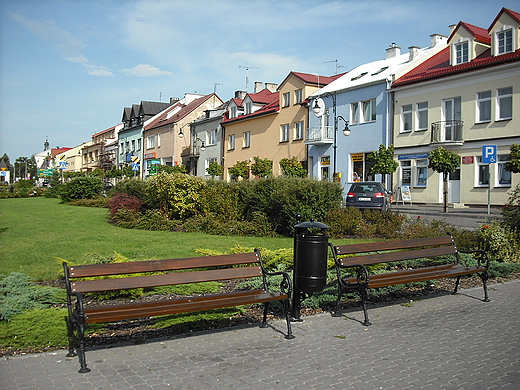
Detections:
199,181,242,220
108,178,149,202
326,207,363,238
107,193,144,220
477,220,520,263
59,176,103,202
70,197,108,208
502,183,520,233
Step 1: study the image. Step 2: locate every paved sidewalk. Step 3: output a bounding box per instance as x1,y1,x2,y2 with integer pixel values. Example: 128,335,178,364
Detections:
1,280,519,389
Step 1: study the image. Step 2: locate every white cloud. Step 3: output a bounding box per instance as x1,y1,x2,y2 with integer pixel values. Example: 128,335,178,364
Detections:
86,65,114,77
122,64,174,77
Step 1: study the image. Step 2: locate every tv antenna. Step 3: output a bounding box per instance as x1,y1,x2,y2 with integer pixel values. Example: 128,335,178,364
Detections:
324,59,341,74
213,83,223,94
239,65,260,92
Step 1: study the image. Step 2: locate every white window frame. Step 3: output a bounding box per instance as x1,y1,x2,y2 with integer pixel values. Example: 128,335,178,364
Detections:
350,102,359,125
497,154,512,187
137,139,141,150
475,156,490,187
454,40,469,64
205,157,218,176
146,135,155,149
496,87,512,121
362,99,376,123
294,89,302,104
281,124,290,142
283,92,290,107
294,121,304,140
400,160,412,186
245,102,252,115
157,133,161,148
416,102,428,131
476,91,492,123
230,106,237,118
401,104,413,132
415,159,428,187
207,129,217,146
496,27,513,55
243,131,250,148
228,134,235,150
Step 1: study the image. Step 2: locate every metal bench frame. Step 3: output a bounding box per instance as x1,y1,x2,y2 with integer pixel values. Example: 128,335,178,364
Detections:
64,249,294,373
331,235,490,326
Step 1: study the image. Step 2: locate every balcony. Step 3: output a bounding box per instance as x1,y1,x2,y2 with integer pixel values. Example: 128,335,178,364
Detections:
430,121,464,146
305,126,334,145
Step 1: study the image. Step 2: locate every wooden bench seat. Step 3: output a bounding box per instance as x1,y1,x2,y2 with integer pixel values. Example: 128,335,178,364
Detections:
331,235,490,326
64,249,294,373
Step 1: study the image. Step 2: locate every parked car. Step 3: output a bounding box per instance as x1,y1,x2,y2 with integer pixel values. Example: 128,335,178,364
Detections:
346,181,392,212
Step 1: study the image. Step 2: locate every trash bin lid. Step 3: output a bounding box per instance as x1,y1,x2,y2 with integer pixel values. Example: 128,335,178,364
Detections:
294,220,329,229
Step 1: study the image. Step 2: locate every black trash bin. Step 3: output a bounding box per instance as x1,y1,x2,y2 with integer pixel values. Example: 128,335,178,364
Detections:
292,220,329,319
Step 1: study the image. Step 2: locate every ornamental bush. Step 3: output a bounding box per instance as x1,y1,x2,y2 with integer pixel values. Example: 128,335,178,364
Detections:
502,183,520,233
477,220,520,263
59,176,103,202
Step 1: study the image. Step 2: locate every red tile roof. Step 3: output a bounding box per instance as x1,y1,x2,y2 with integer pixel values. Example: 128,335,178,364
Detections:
222,94,279,124
392,46,520,88
278,71,346,89
449,22,491,45
51,148,72,158
248,88,278,104
489,7,520,33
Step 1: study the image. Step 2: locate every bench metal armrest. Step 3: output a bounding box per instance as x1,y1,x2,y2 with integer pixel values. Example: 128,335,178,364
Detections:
330,244,370,286
458,248,491,268
254,248,293,296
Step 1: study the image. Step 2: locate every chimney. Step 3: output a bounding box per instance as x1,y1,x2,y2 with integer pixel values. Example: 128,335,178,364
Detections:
234,90,246,99
254,82,263,93
430,33,448,47
386,43,401,59
449,24,458,35
265,83,278,93
408,46,421,61
170,97,180,104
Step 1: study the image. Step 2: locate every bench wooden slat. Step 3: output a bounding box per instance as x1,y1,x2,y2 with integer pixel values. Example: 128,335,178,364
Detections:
339,246,457,267
71,266,263,293
335,235,455,256
68,252,260,278
84,290,287,323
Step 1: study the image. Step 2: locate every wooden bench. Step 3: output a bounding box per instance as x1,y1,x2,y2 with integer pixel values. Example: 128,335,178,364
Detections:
331,235,490,326
63,249,294,373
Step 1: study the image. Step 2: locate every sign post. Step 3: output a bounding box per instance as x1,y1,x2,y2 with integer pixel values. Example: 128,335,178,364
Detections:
482,145,497,215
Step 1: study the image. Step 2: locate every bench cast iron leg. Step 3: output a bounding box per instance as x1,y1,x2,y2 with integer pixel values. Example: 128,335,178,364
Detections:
260,302,269,328
283,299,295,339
360,288,372,326
453,276,462,294
480,271,490,302
77,323,91,373
65,318,77,358
333,284,342,317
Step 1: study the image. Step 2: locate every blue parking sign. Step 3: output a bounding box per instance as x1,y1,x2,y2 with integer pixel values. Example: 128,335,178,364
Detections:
482,145,497,163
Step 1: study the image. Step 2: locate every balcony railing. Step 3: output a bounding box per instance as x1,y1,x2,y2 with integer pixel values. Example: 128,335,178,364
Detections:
430,121,464,145
305,126,334,144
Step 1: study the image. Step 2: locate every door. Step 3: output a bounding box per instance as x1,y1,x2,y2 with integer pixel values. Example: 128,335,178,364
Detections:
442,97,461,141
448,168,460,203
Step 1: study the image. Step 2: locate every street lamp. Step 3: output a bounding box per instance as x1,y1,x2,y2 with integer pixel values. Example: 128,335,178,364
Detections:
312,92,350,182
195,137,205,151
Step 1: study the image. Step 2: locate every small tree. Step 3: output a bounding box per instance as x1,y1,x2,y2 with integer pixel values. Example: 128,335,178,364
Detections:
428,146,460,213
505,143,520,173
250,156,272,178
280,157,307,177
367,144,398,185
206,161,223,179
229,160,249,180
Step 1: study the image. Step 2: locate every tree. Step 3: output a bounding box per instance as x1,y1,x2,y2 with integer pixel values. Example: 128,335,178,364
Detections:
279,157,307,177
367,144,398,185
250,156,272,178
428,146,460,213
228,160,249,180
505,143,520,173
206,161,223,179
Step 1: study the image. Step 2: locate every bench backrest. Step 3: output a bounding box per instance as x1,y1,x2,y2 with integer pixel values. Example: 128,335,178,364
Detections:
333,235,458,267
64,251,264,294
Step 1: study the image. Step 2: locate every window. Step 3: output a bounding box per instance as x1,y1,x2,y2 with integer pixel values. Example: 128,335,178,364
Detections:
131,140,135,151
294,89,302,104
283,92,290,107
401,104,412,132
205,158,217,175
281,124,289,142
294,121,304,140
157,133,161,148
416,102,428,131
400,160,411,185
137,139,141,150
351,102,359,125
207,129,217,146
477,91,492,123
146,136,155,149
497,154,512,187
228,134,235,150
362,99,376,122
455,41,469,64
245,102,252,115
243,132,250,148
497,28,513,54
230,106,237,118
497,87,512,120
476,156,489,187
416,159,428,187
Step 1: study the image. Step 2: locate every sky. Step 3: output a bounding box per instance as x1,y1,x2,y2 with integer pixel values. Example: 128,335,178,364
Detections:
1,0,519,161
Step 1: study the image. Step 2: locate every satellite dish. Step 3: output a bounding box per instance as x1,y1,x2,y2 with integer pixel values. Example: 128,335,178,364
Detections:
312,98,325,117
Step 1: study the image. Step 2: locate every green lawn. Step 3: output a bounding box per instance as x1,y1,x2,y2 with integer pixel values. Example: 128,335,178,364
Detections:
0,197,352,280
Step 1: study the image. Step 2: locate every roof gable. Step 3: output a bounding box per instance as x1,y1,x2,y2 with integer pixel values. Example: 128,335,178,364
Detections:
488,7,520,33
449,22,491,45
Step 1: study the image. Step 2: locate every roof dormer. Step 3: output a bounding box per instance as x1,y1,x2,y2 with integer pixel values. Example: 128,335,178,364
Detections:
448,22,491,66
488,8,520,56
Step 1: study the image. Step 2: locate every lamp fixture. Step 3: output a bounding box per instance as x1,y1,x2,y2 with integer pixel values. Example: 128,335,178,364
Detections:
178,129,184,138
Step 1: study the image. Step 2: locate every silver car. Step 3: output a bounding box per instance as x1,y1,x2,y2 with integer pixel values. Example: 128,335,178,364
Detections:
346,181,392,212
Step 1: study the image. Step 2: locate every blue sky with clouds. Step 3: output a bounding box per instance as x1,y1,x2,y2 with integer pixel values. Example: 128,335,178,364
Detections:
1,0,518,160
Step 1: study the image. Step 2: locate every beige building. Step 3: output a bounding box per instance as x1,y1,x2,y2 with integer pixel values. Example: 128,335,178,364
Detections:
221,72,342,180
391,7,520,206
142,93,223,177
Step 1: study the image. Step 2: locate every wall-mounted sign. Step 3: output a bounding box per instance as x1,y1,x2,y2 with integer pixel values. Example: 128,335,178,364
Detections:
462,156,474,164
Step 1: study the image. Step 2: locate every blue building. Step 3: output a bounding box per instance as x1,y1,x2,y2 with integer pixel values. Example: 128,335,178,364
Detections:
307,35,447,192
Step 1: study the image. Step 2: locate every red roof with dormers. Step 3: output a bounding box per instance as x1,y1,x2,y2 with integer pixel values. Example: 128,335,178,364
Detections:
231,98,243,107
278,71,346,90
145,93,221,131
222,89,279,124
248,88,279,104
449,22,491,45
392,45,520,88
489,7,520,32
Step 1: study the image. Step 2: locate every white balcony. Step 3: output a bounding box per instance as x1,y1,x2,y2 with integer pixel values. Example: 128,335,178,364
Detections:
305,126,334,145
